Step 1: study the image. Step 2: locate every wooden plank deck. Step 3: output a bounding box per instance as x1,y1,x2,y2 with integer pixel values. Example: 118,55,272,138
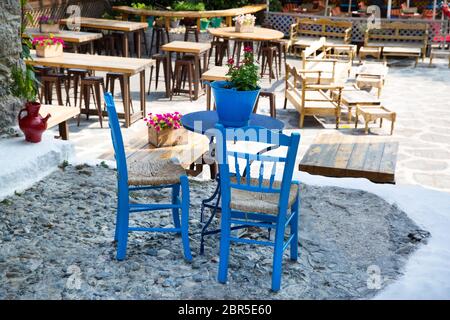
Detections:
299,133,399,183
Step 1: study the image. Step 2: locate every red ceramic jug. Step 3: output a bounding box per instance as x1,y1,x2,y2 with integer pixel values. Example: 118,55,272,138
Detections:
18,102,51,143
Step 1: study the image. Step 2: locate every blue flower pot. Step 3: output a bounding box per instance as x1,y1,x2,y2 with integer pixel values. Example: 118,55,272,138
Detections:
210,81,260,127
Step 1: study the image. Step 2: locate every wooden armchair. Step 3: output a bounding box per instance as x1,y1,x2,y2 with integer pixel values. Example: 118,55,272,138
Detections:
284,63,343,128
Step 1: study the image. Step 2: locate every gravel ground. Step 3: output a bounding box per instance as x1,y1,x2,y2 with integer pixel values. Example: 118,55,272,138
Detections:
0,164,429,299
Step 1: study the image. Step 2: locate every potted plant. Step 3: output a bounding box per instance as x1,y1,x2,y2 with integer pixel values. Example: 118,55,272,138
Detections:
200,18,210,30
210,46,260,127
173,1,206,27
144,112,187,147
234,14,256,33
155,17,165,27
210,17,222,28
10,65,51,143
32,35,64,58
38,15,60,33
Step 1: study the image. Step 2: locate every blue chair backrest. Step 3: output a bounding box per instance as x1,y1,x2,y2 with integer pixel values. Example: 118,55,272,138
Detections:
104,92,128,184
214,124,300,215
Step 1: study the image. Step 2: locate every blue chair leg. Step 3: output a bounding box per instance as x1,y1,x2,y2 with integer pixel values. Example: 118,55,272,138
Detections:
114,191,122,242
217,209,231,284
290,196,299,261
172,184,181,232
180,176,192,261
271,219,286,292
116,191,130,261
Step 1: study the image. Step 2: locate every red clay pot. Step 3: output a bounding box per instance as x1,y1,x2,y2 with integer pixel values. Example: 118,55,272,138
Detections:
18,102,51,143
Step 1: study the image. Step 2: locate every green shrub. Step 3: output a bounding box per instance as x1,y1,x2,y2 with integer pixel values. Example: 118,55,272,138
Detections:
173,1,206,11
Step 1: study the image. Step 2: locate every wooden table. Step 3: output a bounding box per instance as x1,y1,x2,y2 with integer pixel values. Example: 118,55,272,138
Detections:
429,48,450,68
39,105,80,140
24,28,102,54
26,50,155,128
113,4,267,31
355,61,388,98
333,86,380,121
161,41,211,100
299,133,399,183
100,127,210,172
355,106,396,135
60,18,148,58
201,66,229,111
383,47,421,67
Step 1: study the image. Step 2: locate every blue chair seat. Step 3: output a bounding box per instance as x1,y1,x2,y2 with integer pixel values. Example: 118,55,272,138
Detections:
128,158,185,186
230,178,299,215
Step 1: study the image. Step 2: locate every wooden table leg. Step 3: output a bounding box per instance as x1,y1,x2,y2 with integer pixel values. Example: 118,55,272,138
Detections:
140,70,146,118
193,54,201,100
59,121,69,140
136,30,142,58
123,74,131,127
206,83,211,111
165,51,171,98
89,41,94,55
123,32,129,57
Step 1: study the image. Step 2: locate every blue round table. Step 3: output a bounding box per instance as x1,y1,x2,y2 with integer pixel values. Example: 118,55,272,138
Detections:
181,110,284,255
181,111,284,133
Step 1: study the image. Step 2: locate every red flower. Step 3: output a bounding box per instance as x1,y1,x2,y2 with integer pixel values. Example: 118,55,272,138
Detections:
227,58,235,65
244,46,253,53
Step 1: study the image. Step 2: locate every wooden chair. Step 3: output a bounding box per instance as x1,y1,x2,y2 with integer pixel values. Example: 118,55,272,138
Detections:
215,123,301,292
284,63,343,128
104,92,192,261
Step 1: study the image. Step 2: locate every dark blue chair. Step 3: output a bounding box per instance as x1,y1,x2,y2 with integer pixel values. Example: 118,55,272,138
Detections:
104,92,192,261
214,124,301,291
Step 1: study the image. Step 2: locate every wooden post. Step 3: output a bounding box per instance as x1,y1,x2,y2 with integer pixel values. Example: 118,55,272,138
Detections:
165,17,170,32
226,16,233,27
197,18,201,31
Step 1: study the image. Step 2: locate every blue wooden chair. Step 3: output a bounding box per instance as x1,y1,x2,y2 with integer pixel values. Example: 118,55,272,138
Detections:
104,92,192,261
214,124,301,292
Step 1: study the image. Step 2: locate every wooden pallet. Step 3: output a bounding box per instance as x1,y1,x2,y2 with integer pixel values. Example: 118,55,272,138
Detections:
299,133,398,183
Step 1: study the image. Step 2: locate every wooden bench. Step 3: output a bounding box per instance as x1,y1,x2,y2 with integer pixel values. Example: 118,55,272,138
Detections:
39,105,80,140
284,63,343,128
290,18,352,52
299,133,399,183
364,22,428,63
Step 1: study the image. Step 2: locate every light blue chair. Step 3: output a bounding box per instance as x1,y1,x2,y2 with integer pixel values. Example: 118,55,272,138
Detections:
214,124,301,291
104,92,192,261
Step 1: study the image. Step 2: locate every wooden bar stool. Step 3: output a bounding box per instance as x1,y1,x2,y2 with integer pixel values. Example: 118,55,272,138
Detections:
150,26,170,55
106,72,134,113
40,73,69,106
184,26,199,42
260,46,279,83
172,59,195,101
253,91,276,118
148,53,171,94
67,68,89,107
78,76,106,128
209,37,230,66
33,66,52,103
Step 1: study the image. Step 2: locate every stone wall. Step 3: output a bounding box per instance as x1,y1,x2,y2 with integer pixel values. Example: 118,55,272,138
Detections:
0,0,22,135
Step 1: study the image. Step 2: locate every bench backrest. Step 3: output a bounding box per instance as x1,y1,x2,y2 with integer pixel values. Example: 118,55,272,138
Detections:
365,22,428,46
291,18,352,43
25,0,110,27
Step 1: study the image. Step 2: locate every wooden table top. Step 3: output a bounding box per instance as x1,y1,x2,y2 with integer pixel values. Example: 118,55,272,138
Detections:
39,105,80,129
299,133,398,183
60,18,148,32
201,66,229,81
340,88,380,105
112,4,267,18
161,41,211,54
24,28,103,43
26,50,154,74
208,27,284,41
356,62,388,77
383,46,421,54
